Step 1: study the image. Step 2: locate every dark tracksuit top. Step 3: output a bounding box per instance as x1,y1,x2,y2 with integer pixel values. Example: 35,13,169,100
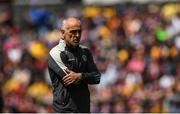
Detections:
48,39,101,113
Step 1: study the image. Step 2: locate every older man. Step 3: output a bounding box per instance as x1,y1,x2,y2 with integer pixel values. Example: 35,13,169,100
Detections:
48,17,101,112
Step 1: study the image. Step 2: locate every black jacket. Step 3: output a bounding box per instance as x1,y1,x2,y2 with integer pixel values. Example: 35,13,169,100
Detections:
48,40,101,112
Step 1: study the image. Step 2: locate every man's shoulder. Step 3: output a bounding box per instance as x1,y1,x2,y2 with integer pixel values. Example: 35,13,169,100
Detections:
79,45,93,56
79,45,89,51
49,43,65,56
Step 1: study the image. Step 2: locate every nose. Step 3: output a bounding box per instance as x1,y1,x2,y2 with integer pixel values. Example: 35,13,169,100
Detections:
75,31,80,37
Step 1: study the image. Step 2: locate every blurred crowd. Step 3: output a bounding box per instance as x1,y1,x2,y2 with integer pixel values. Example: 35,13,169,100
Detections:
0,2,180,113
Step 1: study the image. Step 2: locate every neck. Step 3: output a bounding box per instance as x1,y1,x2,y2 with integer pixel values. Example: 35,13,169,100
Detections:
66,44,79,52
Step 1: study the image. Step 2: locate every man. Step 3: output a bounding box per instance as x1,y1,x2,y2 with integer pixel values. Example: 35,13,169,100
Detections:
48,17,101,113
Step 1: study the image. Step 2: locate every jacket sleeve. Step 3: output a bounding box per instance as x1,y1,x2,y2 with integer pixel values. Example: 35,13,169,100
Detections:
48,51,68,79
82,49,101,84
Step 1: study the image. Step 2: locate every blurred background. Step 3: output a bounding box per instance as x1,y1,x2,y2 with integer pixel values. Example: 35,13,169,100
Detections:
0,0,180,113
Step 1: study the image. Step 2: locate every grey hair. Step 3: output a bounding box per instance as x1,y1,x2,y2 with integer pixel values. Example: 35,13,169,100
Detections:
62,19,67,30
61,18,81,30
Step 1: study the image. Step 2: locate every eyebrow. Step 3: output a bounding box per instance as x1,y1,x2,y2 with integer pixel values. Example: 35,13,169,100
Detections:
69,29,81,31
68,28,81,31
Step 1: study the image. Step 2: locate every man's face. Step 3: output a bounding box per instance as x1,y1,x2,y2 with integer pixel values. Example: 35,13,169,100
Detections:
63,26,81,48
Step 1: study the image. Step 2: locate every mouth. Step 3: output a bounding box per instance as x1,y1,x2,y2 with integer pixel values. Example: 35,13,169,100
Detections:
73,40,79,44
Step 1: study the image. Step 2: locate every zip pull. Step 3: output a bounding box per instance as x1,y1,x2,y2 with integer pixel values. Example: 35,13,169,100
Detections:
79,62,81,68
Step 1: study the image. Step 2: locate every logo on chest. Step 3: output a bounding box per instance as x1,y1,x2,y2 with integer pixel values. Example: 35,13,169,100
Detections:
82,55,87,62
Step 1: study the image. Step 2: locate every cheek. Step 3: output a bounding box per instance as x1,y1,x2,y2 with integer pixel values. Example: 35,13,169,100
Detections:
65,35,73,42
66,33,72,38
65,34,71,39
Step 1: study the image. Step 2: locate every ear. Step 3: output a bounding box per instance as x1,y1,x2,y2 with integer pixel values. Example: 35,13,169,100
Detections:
60,29,65,34
60,29,65,39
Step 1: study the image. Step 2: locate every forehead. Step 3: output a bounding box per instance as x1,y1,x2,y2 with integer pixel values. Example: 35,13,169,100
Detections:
66,18,81,30
67,26,81,31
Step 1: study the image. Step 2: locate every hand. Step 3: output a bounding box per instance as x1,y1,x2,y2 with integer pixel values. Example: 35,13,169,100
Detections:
63,69,82,86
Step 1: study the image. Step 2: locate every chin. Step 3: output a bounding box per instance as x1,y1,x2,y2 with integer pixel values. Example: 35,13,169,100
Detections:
72,44,79,48
74,43,79,46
